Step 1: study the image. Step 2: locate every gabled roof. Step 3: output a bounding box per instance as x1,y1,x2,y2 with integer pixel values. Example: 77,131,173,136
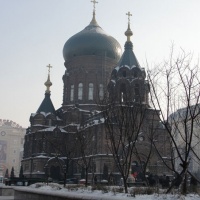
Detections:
36,93,56,114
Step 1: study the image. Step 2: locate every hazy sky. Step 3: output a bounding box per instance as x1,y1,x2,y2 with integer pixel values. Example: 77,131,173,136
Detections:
0,0,200,128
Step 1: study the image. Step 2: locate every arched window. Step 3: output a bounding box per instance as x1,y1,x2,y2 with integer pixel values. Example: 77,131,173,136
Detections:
65,88,67,102
135,84,139,95
88,83,94,100
99,84,104,100
120,83,126,102
123,71,126,77
134,71,138,78
134,84,140,102
78,83,83,100
70,85,74,101
48,119,52,126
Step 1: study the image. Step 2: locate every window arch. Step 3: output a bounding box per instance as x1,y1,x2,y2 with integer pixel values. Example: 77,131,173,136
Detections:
70,85,74,101
88,83,94,100
78,83,83,100
99,84,104,100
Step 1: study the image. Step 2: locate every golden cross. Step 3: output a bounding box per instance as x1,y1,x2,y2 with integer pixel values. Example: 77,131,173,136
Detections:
126,11,132,23
91,0,98,11
47,64,52,74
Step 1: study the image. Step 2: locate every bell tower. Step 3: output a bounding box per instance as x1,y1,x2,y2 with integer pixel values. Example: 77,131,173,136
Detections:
108,12,150,105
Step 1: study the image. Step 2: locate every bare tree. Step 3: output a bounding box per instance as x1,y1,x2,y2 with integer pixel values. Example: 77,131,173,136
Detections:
147,48,200,194
74,127,94,187
101,94,150,193
41,128,76,186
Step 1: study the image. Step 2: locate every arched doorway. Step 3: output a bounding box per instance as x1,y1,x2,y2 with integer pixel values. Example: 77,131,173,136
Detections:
50,165,61,180
45,157,66,182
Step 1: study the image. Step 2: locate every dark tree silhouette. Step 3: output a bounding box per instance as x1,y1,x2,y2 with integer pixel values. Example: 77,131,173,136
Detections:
10,167,15,178
4,168,9,178
74,128,94,186
19,165,24,178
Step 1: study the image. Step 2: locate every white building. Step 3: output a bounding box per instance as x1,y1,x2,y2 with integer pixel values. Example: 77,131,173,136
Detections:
169,105,200,176
0,119,25,177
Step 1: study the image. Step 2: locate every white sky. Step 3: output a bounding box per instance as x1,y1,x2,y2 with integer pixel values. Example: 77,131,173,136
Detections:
0,0,200,128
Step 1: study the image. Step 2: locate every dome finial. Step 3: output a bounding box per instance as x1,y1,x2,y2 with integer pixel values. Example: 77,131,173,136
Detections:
44,64,52,94
90,0,98,26
125,11,133,42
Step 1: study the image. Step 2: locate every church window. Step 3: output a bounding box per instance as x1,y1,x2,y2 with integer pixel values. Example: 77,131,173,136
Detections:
134,71,138,78
33,163,37,171
78,83,83,100
135,84,139,95
120,83,126,102
99,84,104,100
65,88,67,102
123,71,126,77
48,119,52,126
25,164,29,171
121,92,124,102
88,83,94,100
42,140,46,152
70,85,74,101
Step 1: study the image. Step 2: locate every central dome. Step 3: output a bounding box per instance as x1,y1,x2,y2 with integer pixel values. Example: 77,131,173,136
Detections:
63,17,122,61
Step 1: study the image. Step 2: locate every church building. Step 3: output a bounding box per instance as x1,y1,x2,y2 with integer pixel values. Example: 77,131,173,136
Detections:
21,2,170,183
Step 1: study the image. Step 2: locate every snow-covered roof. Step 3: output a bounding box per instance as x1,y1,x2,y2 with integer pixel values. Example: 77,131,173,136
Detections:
113,65,139,72
78,117,105,130
38,127,67,133
35,155,49,159
31,112,53,118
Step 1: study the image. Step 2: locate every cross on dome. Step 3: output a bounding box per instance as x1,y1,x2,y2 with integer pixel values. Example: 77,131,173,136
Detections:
91,0,98,12
90,0,99,26
125,11,133,42
47,64,52,74
126,11,132,24
45,64,53,93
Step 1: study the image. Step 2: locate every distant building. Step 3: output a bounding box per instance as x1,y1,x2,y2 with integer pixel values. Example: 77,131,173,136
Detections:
22,3,171,182
0,119,25,177
169,106,200,176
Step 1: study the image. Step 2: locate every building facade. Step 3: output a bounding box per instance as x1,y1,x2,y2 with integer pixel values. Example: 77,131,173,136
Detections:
22,4,171,183
0,119,25,177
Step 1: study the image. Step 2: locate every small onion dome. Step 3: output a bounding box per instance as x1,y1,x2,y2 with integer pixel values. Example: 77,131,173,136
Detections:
63,16,122,62
44,74,52,94
125,23,133,42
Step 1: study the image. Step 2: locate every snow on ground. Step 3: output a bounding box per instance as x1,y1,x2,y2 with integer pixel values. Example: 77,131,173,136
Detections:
26,183,200,200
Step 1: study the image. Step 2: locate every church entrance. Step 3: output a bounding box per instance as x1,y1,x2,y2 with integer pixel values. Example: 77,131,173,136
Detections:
50,165,61,181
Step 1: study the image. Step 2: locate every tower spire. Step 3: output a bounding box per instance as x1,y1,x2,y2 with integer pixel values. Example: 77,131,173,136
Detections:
125,11,133,42
44,64,52,94
90,0,98,26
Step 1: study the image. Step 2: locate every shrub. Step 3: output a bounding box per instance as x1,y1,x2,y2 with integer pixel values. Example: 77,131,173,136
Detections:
133,187,157,195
